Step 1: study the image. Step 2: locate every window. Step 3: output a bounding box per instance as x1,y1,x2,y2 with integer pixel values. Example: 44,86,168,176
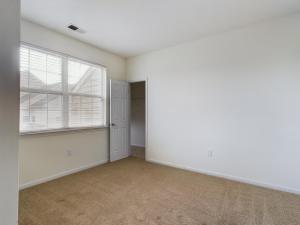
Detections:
20,45,107,133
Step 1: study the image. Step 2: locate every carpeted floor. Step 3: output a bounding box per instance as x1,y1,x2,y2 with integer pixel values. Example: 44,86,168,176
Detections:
131,146,145,159
19,157,300,225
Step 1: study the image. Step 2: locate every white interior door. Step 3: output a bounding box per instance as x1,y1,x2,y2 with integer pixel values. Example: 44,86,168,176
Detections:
110,80,130,162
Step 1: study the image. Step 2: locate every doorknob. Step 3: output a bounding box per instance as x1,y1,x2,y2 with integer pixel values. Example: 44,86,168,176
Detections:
110,123,116,126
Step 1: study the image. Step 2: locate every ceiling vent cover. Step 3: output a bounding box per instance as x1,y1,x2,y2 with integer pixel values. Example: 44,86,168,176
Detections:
68,24,78,30
67,24,86,34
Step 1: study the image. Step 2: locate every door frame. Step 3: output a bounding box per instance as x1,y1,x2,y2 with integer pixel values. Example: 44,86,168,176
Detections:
127,79,148,160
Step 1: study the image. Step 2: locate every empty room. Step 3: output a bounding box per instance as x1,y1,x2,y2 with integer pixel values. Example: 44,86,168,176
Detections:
1,0,300,225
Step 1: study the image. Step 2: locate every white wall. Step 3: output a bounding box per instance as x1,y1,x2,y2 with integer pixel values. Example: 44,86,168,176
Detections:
19,20,126,188
127,14,300,194
0,0,20,224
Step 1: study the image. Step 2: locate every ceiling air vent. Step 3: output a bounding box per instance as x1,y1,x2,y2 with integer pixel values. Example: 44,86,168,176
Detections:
68,24,79,30
67,24,86,34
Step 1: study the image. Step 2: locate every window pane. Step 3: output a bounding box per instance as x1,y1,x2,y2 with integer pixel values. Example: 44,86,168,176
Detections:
47,55,62,91
20,47,29,88
20,47,62,91
48,94,63,129
20,92,63,132
68,60,104,96
20,92,47,131
20,92,30,131
69,96,104,127
19,45,106,132
30,69,47,89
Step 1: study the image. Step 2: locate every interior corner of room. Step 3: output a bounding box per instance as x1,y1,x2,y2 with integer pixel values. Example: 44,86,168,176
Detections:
1,1,300,224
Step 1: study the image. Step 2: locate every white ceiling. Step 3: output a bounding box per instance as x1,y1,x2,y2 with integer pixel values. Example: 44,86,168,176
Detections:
21,0,300,57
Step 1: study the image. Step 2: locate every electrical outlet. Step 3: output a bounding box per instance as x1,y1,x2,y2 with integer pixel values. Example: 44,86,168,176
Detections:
208,150,213,158
66,150,73,157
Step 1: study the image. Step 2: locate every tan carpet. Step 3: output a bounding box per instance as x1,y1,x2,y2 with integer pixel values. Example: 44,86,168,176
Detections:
131,146,145,159
19,157,300,225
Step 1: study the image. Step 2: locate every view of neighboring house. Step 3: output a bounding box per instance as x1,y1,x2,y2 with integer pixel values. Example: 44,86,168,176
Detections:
20,46,105,132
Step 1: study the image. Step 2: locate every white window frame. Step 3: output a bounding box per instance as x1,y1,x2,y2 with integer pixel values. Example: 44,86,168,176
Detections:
20,43,107,135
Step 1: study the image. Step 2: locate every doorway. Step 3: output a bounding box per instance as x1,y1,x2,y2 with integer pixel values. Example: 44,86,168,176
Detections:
129,81,146,159
109,80,147,162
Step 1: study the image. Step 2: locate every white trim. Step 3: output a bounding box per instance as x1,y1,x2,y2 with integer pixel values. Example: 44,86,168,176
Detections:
20,126,108,136
147,158,300,195
19,159,108,190
21,87,105,99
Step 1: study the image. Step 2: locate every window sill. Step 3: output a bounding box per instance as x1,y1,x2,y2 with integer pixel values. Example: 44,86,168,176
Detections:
20,126,108,136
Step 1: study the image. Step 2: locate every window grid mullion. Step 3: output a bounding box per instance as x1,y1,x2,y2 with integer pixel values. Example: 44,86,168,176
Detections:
80,96,82,125
46,54,48,90
46,94,49,129
103,68,107,126
62,56,69,129
27,48,30,88
20,87,63,95
29,93,31,125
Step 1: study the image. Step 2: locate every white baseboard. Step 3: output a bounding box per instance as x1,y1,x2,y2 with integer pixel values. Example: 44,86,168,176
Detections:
147,158,300,196
19,159,108,190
